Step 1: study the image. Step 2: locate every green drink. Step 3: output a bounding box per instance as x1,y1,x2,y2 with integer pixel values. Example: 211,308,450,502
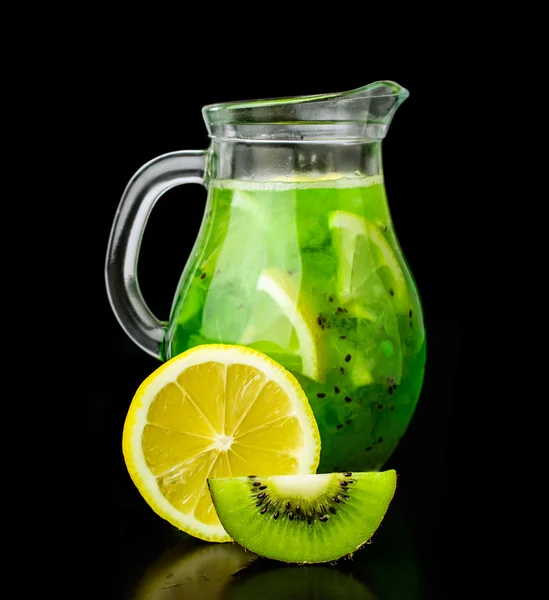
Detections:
162,175,426,473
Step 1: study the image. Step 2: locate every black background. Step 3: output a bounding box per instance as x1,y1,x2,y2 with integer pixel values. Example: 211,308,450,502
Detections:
60,50,483,599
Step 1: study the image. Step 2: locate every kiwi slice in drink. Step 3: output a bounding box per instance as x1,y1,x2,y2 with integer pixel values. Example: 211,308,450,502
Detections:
208,470,396,564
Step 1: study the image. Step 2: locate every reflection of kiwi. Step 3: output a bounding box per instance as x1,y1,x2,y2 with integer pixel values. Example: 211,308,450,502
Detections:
343,500,423,600
224,565,378,600
208,471,396,563
127,540,257,600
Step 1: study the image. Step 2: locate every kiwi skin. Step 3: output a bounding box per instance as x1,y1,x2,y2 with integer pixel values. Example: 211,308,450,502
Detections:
208,470,397,564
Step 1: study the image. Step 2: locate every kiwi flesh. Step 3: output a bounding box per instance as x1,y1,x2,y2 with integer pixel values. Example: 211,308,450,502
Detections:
208,470,396,564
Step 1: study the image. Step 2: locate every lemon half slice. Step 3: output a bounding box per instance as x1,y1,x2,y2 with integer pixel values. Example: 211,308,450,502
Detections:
122,344,321,543
240,268,325,383
328,211,409,313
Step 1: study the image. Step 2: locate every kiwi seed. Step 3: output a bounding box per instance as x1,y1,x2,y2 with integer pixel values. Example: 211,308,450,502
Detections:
243,473,360,529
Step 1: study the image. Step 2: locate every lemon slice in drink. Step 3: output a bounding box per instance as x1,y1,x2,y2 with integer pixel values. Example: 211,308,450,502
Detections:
329,211,405,384
123,344,320,543
270,172,344,183
329,211,409,313
240,268,325,383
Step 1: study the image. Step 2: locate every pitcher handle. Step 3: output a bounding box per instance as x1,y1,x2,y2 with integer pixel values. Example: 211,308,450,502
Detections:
105,150,207,360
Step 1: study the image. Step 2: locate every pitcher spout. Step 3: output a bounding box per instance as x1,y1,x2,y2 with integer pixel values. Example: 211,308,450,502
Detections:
330,80,409,127
203,81,409,142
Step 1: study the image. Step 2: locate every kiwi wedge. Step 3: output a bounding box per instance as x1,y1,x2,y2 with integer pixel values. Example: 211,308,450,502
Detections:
208,470,396,564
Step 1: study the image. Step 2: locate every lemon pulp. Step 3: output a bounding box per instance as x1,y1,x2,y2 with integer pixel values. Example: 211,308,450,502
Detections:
123,344,321,541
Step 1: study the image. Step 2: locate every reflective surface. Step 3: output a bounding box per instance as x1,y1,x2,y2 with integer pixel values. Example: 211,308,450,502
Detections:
72,317,462,600
122,502,421,599
82,490,446,600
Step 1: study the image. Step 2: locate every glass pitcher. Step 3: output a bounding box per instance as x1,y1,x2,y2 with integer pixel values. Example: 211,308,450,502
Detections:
105,81,426,473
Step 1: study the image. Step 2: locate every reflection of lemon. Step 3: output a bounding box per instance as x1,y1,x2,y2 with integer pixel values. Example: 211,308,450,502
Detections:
123,344,321,542
329,211,408,313
240,268,325,383
130,541,257,600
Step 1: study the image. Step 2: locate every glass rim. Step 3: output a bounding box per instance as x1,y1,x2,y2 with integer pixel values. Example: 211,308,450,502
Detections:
201,81,408,141
202,81,409,117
